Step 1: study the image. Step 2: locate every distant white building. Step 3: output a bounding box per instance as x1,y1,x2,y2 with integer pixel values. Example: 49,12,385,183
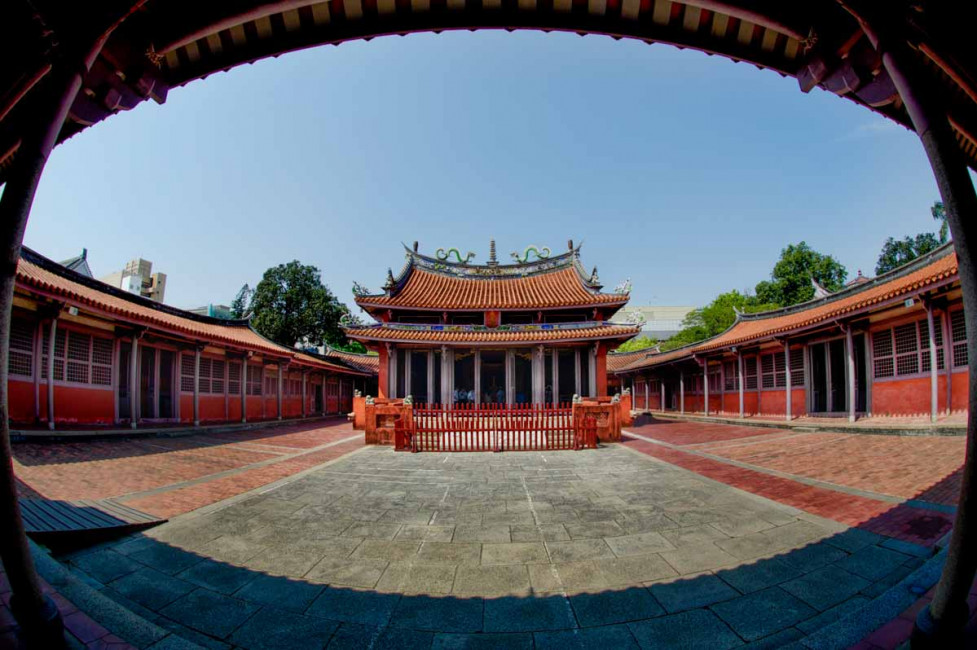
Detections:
100,258,167,303
611,305,695,340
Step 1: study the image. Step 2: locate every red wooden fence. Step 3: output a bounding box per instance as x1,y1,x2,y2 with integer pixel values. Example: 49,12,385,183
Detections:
401,403,596,452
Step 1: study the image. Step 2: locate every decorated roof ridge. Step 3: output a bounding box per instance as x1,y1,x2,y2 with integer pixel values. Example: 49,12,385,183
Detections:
343,320,642,332
352,241,631,310
20,246,253,328
730,241,957,324
344,322,642,345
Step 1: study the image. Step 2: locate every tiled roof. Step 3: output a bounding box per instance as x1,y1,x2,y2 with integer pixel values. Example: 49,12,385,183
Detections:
695,248,958,352
346,322,640,344
323,348,380,374
358,267,628,310
616,346,698,372
615,246,959,373
16,248,368,376
607,348,656,372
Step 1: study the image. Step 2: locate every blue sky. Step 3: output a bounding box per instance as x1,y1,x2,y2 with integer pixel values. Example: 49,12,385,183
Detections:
22,30,942,314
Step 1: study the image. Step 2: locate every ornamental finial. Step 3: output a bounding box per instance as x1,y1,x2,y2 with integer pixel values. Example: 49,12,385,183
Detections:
384,268,396,291
488,239,498,266
590,266,600,284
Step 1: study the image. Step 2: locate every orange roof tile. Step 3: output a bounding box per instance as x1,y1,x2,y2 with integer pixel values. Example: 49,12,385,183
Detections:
607,348,656,372
17,249,369,376
322,348,380,374
347,323,640,344
358,267,628,310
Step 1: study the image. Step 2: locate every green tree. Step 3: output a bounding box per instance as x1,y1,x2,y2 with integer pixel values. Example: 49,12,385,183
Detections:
875,233,942,275
230,284,251,319
615,336,659,353
754,242,847,307
248,261,350,349
874,201,950,275
932,201,950,243
661,291,778,351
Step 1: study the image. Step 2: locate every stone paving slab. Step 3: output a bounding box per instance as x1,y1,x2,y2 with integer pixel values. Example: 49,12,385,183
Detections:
55,443,941,648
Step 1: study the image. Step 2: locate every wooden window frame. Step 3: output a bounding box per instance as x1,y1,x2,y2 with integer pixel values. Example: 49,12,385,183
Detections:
41,325,113,390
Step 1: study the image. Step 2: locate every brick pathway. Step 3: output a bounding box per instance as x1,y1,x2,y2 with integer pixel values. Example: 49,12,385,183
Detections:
12,419,363,518
627,420,965,505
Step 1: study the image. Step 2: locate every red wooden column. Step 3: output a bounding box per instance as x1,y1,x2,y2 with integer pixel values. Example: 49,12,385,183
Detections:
595,343,608,397
842,4,977,644
0,20,120,645
377,345,389,399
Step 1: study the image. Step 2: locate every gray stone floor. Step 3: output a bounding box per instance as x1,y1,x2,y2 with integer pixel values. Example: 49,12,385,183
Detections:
60,445,929,649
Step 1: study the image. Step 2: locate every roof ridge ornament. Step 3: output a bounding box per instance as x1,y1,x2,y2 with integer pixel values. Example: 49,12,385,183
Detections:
488,239,498,266
590,266,600,284
510,245,552,264
436,247,476,265
613,278,632,295
383,268,396,294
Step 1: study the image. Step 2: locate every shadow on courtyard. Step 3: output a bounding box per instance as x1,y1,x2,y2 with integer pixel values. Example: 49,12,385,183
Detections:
46,478,962,649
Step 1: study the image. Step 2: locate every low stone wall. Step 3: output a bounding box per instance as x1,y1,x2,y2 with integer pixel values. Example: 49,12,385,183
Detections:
573,399,622,443
363,398,412,445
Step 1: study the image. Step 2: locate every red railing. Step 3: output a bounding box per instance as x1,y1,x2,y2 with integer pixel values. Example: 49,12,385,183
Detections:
407,403,592,452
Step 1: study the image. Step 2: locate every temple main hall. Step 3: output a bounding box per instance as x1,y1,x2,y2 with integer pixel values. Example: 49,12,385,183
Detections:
344,241,641,405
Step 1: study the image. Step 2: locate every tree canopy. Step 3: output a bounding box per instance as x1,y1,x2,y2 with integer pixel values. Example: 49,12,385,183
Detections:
874,201,949,274
240,261,363,352
754,242,847,307
661,291,778,351
615,336,659,353
230,284,252,319
655,242,844,352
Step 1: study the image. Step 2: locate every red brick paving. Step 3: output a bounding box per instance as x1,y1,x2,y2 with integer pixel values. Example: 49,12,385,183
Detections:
123,438,364,518
627,420,965,504
621,435,953,546
13,419,360,503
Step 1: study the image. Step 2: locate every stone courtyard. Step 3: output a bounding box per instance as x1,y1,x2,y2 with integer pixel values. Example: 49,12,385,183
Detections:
57,443,933,649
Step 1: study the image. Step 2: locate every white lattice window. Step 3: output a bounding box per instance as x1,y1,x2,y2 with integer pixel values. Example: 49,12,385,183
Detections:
874,316,950,379
789,348,804,386
745,356,758,390
198,357,212,393
760,353,775,388
180,354,195,392
894,323,919,375
723,361,738,391
873,329,895,378
228,361,242,395
8,318,35,378
40,327,111,386
211,359,225,394
247,365,263,396
91,338,113,386
951,309,968,368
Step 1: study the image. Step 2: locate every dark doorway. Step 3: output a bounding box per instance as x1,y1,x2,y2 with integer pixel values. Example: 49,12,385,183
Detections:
158,350,174,418
139,346,156,419
480,351,505,405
